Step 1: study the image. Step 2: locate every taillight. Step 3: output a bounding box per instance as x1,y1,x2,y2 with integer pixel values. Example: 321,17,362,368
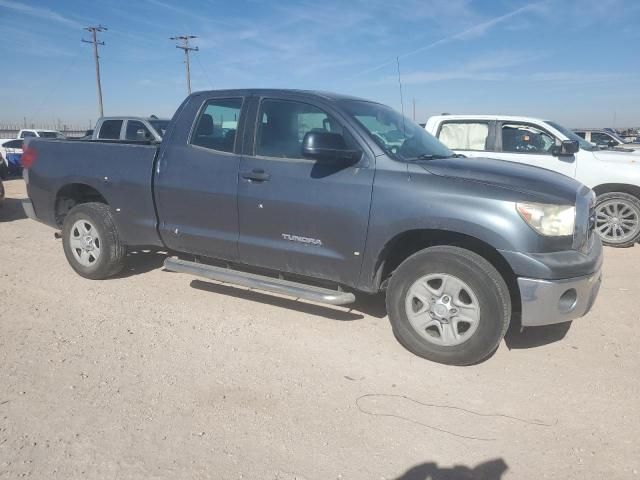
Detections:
21,146,37,169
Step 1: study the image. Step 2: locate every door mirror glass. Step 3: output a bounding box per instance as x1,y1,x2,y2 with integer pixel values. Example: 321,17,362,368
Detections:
301,131,361,162
552,139,579,156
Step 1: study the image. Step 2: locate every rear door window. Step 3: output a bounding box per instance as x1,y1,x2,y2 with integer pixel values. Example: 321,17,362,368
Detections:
438,122,490,150
98,120,123,140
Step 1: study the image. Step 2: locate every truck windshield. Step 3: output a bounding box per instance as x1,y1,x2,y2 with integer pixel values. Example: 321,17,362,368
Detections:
149,120,170,137
547,121,597,151
340,100,454,161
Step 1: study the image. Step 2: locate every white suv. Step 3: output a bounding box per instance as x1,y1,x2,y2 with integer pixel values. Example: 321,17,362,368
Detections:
426,115,640,247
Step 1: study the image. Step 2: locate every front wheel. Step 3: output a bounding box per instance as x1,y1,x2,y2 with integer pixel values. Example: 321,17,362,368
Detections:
386,246,511,365
62,203,126,279
595,192,640,247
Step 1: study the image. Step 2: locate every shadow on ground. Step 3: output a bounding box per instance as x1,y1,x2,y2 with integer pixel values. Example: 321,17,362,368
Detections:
394,458,508,480
504,314,572,349
113,250,170,278
0,198,27,222
189,279,380,321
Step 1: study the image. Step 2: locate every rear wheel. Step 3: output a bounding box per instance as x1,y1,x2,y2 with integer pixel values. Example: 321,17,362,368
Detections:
386,246,511,365
595,192,640,247
62,203,126,279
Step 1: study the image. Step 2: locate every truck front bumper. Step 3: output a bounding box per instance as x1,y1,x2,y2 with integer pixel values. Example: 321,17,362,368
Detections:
499,236,603,327
518,268,601,327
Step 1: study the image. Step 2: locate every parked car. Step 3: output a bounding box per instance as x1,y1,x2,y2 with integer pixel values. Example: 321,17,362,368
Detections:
17,129,65,139
0,177,4,206
426,115,640,247
91,117,170,142
22,89,602,365
0,139,23,177
573,128,640,150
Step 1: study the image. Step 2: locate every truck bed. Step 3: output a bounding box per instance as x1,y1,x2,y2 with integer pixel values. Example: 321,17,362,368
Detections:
25,139,162,246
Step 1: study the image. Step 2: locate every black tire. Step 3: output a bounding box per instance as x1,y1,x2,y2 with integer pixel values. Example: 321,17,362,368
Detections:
0,161,8,180
62,202,126,279
386,246,511,366
595,192,640,248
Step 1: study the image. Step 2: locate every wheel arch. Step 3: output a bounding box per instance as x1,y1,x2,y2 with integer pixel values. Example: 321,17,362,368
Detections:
592,183,640,199
373,229,520,312
55,183,108,226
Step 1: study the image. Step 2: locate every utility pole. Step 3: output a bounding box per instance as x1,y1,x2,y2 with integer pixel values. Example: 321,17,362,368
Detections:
170,35,199,94
412,98,416,121
82,25,107,117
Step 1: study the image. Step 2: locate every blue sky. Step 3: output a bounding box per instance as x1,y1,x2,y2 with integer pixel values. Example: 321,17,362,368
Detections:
0,0,639,128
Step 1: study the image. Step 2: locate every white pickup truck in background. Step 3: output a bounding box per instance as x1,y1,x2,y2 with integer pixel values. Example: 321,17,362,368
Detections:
425,115,640,247
17,129,65,139
91,116,170,142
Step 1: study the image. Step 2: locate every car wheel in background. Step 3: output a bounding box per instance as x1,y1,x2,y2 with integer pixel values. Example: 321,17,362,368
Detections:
595,192,640,247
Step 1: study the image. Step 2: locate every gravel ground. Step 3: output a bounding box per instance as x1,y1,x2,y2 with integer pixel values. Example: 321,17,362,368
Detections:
1,178,638,480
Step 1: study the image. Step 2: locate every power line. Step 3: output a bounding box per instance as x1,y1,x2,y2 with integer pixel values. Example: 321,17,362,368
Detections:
195,53,214,89
31,53,80,120
170,35,199,94
82,25,107,117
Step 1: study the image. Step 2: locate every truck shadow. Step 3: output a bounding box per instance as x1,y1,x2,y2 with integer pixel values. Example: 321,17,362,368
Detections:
113,250,170,278
393,458,508,480
504,314,572,349
189,279,368,321
0,198,28,222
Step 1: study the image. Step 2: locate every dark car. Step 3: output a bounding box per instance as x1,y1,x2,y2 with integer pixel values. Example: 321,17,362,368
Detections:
22,89,602,365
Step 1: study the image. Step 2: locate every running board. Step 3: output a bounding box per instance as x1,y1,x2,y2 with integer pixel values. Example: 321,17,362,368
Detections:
163,257,355,306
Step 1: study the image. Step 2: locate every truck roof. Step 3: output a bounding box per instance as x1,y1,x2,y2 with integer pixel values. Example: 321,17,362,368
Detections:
190,88,374,104
428,114,552,124
19,129,59,132
97,116,170,121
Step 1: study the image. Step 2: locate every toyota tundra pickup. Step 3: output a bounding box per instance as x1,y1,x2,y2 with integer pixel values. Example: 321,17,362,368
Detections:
22,89,602,365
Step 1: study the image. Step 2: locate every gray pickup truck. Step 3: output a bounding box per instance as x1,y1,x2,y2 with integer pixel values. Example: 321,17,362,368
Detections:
22,89,602,365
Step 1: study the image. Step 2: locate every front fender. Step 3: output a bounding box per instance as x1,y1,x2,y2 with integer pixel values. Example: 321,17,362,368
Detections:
357,165,571,291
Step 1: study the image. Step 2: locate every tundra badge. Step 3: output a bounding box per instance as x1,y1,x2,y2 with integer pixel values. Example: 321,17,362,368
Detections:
281,234,323,246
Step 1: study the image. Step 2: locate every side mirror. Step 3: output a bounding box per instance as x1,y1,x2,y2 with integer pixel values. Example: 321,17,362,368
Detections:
607,140,618,148
552,139,579,156
301,131,361,162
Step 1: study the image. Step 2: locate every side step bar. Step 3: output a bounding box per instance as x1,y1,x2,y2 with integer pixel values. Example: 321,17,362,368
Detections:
163,257,356,306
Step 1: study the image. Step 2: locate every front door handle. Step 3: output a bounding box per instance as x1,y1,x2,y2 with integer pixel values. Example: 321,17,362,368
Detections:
241,169,271,182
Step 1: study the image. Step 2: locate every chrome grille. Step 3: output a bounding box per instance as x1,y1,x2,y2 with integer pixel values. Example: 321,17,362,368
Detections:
573,187,596,253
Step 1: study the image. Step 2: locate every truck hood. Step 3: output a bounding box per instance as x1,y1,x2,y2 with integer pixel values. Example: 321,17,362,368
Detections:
418,156,583,204
591,148,640,161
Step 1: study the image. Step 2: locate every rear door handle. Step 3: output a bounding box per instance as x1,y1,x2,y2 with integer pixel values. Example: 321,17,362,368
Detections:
241,169,271,182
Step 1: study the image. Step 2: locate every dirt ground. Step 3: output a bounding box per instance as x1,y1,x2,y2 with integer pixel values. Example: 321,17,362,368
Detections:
1,177,638,480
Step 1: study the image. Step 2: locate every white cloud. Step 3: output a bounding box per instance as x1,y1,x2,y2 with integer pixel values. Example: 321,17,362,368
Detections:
350,1,547,78
0,0,83,29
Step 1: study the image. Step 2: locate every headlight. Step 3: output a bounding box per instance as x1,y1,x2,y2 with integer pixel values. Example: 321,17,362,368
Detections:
516,202,575,236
